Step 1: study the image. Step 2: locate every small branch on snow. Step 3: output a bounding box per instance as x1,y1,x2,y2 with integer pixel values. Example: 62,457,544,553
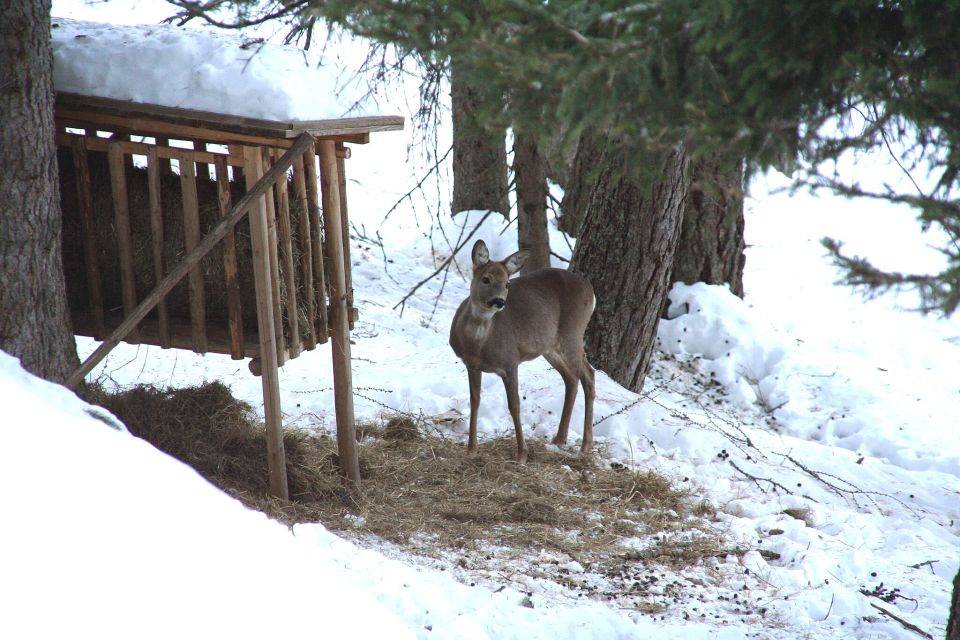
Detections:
868,602,933,639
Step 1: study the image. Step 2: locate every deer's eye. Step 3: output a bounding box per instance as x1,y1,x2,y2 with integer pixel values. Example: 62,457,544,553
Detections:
481,276,492,285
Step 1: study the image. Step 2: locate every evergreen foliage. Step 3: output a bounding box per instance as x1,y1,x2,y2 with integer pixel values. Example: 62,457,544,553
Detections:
170,0,960,313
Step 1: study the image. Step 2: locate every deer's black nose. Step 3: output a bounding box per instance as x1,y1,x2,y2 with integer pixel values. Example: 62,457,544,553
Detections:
489,298,506,309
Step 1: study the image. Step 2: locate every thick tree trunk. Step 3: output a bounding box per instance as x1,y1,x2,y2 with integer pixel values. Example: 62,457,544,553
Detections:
570,140,689,392
672,154,746,297
513,133,550,273
450,57,509,218
949,566,960,640
0,0,79,383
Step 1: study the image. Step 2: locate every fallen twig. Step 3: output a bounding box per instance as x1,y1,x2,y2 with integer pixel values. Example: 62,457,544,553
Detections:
868,602,932,639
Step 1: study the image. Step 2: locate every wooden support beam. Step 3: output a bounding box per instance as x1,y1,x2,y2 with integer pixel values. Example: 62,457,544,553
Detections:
335,142,355,329
245,147,289,501
260,148,286,364
107,142,139,341
292,154,316,349
70,136,105,339
214,155,244,360
146,146,171,348
273,149,301,358
303,146,328,343
318,139,360,489
55,131,244,167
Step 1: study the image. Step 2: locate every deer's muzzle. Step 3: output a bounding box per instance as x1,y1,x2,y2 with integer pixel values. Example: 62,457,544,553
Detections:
489,298,506,310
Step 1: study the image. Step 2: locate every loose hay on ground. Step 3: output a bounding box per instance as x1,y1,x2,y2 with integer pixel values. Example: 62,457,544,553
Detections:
85,382,727,575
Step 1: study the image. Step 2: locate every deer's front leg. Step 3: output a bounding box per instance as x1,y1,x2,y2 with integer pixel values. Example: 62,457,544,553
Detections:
467,366,481,453
501,367,527,463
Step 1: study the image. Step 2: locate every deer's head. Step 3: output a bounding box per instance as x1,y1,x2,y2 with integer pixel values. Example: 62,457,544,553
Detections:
470,240,527,315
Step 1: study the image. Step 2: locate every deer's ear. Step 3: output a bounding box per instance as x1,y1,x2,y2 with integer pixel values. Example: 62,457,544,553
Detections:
503,249,528,275
472,240,490,267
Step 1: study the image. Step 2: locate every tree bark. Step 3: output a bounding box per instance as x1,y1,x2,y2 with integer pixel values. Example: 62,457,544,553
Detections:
948,566,960,640
570,139,689,392
513,133,550,273
450,57,509,218
0,0,80,383
672,154,746,297
557,135,603,237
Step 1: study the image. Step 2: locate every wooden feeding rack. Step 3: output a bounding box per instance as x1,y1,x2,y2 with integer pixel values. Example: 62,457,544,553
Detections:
56,92,403,498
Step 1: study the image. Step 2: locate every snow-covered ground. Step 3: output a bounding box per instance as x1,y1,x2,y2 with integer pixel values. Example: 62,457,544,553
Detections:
3,2,956,638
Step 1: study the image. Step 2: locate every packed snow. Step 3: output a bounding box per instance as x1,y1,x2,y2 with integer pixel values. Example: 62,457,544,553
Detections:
4,2,957,638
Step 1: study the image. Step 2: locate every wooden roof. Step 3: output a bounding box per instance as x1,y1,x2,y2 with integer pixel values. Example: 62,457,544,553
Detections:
55,92,404,148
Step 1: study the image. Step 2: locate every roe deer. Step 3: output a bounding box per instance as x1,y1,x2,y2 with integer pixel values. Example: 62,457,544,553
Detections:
449,239,596,462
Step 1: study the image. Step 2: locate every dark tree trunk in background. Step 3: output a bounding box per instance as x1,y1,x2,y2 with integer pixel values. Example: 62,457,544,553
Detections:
0,0,80,383
513,133,550,273
948,567,960,640
450,57,509,218
558,135,604,237
671,154,746,297
570,139,689,392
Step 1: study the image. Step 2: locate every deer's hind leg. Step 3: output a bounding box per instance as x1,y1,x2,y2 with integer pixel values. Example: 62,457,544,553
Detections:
579,357,596,454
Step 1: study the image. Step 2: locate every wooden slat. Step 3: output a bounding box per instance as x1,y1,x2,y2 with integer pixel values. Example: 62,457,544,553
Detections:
65,132,316,393
55,131,245,167
107,142,138,341
70,136,106,339
273,149,301,358
303,146,328,342
292,154,316,349
260,148,286,364
335,142,355,329
243,145,289,500
214,155,244,359
179,150,207,353
318,139,360,489
146,146,171,347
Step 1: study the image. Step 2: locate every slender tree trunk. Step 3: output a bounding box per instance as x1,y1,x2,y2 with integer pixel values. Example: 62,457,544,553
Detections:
570,139,689,392
672,154,746,297
450,57,509,218
513,133,550,273
0,0,79,383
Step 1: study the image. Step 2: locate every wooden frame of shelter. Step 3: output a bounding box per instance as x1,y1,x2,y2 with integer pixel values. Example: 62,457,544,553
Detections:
56,92,403,499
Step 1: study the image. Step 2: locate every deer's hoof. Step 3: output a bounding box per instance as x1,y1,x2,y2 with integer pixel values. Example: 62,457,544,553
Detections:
551,435,568,446
515,450,528,464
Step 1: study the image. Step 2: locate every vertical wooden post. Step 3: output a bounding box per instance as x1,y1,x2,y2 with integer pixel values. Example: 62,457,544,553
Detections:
292,155,316,349
303,146,328,342
273,149,301,358
335,142,354,328
107,142,138,341
179,150,207,354
243,145,289,501
71,136,105,339
260,148,286,364
318,139,360,489
215,154,244,360
146,146,171,348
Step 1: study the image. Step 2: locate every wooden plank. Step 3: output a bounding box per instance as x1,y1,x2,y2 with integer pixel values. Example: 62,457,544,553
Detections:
273,149,301,358
291,154,316,349
56,92,404,141
335,142,355,329
178,151,208,353
303,146,328,343
260,148,286,364
55,131,245,167
146,146,171,348
214,154,244,359
64,132,316,392
107,142,139,341
244,145,289,501
318,139,360,489
70,136,106,339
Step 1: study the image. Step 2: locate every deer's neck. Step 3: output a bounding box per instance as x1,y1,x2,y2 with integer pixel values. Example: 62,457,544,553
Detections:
461,299,498,344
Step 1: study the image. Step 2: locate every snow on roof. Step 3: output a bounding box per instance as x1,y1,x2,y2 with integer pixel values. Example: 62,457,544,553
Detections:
51,17,384,123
